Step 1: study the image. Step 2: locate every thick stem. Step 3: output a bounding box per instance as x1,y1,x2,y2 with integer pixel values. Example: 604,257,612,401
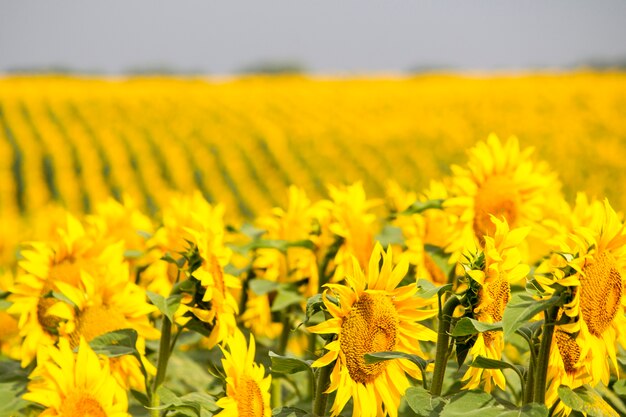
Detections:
517,329,537,405
312,363,333,417
532,306,559,405
271,313,292,408
150,317,173,417
277,313,291,356
524,361,535,405
430,295,460,397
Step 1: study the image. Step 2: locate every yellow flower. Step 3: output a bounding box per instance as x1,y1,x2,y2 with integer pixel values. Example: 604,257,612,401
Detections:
537,198,626,413
215,330,272,417
52,266,159,391
8,213,129,365
186,224,241,348
308,243,437,417
446,134,563,261
461,217,530,392
87,195,154,258
254,186,320,297
323,182,382,283
389,180,456,285
24,337,130,417
243,186,321,342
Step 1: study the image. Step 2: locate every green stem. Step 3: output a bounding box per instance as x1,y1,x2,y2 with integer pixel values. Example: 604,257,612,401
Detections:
277,313,291,355
312,362,333,417
430,295,460,397
516,328,537,405
271,313,292,408
524,361,535,405
150,317,173,417
532,306,559,405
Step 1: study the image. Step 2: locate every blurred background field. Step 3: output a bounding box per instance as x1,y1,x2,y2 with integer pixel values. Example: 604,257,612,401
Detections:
1,72,625,264
1,72,625,215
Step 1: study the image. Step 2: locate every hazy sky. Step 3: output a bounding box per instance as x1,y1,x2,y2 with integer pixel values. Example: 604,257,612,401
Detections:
1,1,626,74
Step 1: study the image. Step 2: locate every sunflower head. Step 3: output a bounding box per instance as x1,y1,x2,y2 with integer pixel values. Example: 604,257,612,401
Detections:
445,134,562,259
24,337,130,417
308,243,436,417
460,216,530,392
215,330,272,417
324,182,382,283
537,198,626,390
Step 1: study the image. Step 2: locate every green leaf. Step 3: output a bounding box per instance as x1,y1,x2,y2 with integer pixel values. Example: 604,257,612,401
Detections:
179,392,218,413
146,291,182,322
88,329,148,385
416,279,452,299
154,387,216,417
470,355,519,371
88,329,139,358
0,299,12,310
123,249,144,259
469,356,525,392
0,382,31,416
375,225,405,247
130,389,150,407
613,379,626,396
364,351,429,372
497,404,549,417
440,390,503,417
272,406,310,417
248,279,281,296
558,385,620,417
269,351,313,375
270,289,303,312
161,253,183,266
451,318,502,337
304,293,325,325
286,239,316,251
401,199,444,215
404,385,446,416
239,222,267,239
171,278,197,295
502,293,562,339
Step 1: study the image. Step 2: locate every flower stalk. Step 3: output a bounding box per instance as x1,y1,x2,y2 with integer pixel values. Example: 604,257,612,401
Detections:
150,316,173,417
312,361,333,417
430,295,461,397
532,305,559,405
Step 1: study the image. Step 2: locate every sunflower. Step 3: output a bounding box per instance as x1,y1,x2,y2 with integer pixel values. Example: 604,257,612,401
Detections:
460,217,530,392
185,223,241,348
535,198,626,413
322,182,382,284
52,265,159,391
215,330,272,417
8,213,129,365
253,186,321,297
308,243,437,417
388,180,457,285
87,194,154,261
445,134,563,261
242,186,321,342
140,191,220,297
24,337,130,417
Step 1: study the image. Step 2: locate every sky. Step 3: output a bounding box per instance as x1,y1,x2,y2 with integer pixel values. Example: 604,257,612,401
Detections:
1,1,626,74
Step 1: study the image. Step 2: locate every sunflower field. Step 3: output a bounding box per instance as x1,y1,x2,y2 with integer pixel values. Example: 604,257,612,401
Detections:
1,73,626,417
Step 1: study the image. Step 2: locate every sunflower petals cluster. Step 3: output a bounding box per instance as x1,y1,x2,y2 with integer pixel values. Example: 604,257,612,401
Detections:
8,212,158,390
460,216,530,392
308,243,437,417
535,197,626,414
24,338,130,417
